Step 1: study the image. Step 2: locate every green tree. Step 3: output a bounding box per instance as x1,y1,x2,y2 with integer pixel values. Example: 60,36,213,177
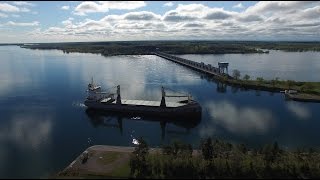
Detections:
272,141,280,155
162,145,173,155
134,137,149,157
256,77,264,85
232,69,241,80
286,80,296,89
300,82,314,92
270,79,276,87
200,137,213,160
243,74,250,81
130,137,151,178
237,143,247,154
165,140,193,158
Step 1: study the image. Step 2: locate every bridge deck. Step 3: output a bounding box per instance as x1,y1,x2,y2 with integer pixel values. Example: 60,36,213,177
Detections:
154,52,231,79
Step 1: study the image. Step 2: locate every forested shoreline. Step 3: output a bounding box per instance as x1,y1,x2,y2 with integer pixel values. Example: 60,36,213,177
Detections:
129,137,320,179
18,41,320,56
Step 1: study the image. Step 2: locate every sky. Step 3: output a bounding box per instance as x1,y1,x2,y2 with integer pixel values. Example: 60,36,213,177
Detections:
0,1,319,43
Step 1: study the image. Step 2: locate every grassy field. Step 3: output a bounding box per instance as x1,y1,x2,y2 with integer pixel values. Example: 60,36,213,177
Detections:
57,150,131,179
96,152,122,165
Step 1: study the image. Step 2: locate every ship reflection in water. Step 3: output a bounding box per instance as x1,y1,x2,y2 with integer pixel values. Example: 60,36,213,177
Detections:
85,108,201,139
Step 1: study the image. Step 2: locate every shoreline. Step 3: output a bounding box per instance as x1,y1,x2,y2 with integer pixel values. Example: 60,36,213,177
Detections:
56,145,200,178
285,93,320,102
56,143,320,179
220,78,320,102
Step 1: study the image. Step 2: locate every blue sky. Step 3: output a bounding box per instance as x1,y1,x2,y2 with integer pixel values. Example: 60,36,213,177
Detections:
0,1,319,43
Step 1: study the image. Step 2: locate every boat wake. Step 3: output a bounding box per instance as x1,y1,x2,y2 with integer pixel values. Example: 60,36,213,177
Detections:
131,116,141,120
72,102,86,108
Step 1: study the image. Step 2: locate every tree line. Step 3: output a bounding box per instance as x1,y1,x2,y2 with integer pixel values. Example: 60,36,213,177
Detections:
129,137,320,179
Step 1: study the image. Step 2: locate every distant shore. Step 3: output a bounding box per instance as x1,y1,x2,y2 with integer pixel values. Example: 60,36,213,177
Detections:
18,41,320,56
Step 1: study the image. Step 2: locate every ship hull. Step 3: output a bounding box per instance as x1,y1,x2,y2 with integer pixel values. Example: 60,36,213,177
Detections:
84,99,202,119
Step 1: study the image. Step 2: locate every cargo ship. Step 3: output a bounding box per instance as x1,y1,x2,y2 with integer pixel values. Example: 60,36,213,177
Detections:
84,78,202,118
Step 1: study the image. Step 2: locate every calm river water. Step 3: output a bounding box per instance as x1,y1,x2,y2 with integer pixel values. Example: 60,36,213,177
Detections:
0,46,319,178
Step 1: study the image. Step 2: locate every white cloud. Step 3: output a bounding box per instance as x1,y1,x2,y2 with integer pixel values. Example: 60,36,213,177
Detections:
162,4,209,22
12,1,35,6
124,11,161,21
205,8,235,20
0,115,52,149
299,6,320,19
175,3,209,15
19,2,320,42
0,2,35,14
11,14,20,18
245,1,318,15
61,5,70,10
20,7,30,12
206,101,274,134
164,2,174,7
0,12,8,17
199,125,216,138
7,21,39,26
98,1,146,9
61,17,74,27
0,3,20,12
236,14,264,22
73,1,107,16
182,22,206,28
286,102,311,120
40,10,165,38
233,3,244,9
74,1,146,16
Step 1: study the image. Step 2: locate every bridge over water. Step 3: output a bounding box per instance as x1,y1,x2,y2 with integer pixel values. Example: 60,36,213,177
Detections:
154,51,233,79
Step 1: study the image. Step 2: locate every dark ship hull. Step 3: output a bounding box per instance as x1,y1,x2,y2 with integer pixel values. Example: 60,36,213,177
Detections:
84,99,202,119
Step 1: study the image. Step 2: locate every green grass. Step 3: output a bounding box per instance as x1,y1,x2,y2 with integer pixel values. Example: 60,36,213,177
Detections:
108,162,130,178
75,163,130,178
58,163,131,179
96,152,122,165
57,151,131,179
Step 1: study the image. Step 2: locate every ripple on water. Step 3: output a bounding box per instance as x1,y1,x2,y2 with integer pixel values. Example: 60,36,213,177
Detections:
72,102,86,108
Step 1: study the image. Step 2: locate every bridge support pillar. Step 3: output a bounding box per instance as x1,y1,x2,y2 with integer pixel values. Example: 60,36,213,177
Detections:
160,86,166,107
218,62,229,75
116,85,121,105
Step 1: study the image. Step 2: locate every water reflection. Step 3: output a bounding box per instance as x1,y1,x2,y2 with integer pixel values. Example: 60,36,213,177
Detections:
0,115,52,149
86,109,124,135
1,46,320,178
231,86,239,94
177,51,320,82
85,108,201,140
205,100,275,135
286,102,311,120
217,82,227,93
